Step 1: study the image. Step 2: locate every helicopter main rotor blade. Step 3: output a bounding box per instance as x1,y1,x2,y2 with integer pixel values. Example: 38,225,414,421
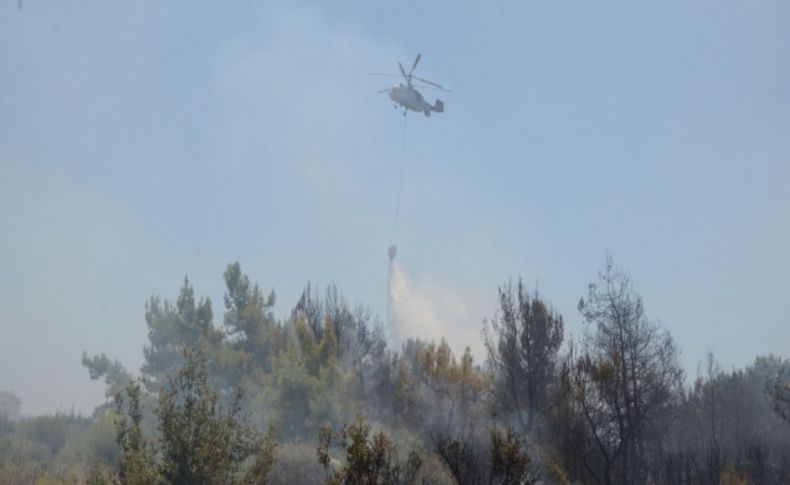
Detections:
368,73,401,77
398,62,407,79
418,86,452,92
410,54,421,74
377,88,390,93
412,76,443,89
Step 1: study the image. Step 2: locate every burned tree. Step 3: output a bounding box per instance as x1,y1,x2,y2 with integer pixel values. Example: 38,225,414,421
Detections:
558,258,683,484
769,366,790,424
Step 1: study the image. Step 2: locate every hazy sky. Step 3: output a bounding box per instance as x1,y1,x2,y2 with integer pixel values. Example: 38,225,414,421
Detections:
1,1,788,416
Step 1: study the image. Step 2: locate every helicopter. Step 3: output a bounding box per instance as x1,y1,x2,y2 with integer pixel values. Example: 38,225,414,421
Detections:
370,54,447,117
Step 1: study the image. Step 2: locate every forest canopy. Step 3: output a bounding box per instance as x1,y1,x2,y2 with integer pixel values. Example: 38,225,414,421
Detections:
2,259,789,484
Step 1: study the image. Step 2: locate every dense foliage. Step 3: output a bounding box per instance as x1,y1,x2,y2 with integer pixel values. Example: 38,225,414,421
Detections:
2,259,789,484
113,350,278,484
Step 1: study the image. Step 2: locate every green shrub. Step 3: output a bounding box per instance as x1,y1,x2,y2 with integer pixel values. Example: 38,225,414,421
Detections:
318,415,422,485
113,349,279,484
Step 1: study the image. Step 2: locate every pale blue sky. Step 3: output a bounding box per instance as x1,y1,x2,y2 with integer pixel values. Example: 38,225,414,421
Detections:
1,1,788,415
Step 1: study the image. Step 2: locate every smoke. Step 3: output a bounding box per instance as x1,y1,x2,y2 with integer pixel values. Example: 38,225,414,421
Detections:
387,259,478,353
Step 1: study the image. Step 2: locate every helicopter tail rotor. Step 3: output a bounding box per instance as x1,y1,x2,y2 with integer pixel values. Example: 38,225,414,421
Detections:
433,99,444,113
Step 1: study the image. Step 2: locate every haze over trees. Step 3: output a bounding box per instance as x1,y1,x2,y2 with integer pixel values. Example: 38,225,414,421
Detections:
1,258,789,484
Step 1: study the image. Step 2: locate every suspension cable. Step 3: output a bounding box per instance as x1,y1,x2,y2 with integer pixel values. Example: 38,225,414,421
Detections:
394,114,408,230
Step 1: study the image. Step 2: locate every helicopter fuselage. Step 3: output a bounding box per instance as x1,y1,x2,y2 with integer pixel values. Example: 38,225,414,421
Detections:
388,84,437,115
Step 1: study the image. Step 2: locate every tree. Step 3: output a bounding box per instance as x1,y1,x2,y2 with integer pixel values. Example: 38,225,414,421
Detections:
484,279,563,436
566,257,684,484
659,354,790,484
291,283,388,402
114,381,161,484
83,352,134,405
554,345,626,485
223,262,277,367
141,277,219,390
411,339,488,435
266,318,352,439
0,391,22,421
768,364,790,425
114,349,278,485
157,349,276,484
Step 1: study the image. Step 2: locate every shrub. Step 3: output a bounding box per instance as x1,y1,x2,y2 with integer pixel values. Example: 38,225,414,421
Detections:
317,415,422,485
